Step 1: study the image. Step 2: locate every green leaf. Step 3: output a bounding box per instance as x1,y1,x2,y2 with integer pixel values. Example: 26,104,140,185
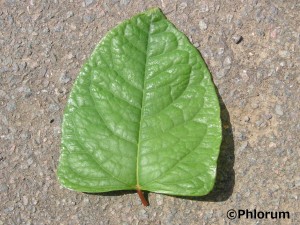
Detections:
57,8,222,201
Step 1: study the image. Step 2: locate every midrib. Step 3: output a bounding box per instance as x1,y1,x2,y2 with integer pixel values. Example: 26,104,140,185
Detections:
135,16,153,189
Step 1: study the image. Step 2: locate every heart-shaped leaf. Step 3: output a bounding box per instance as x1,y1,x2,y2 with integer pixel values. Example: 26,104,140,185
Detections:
57,8,222,205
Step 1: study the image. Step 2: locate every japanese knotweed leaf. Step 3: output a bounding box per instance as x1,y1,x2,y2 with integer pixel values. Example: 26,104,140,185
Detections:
57,8,222,203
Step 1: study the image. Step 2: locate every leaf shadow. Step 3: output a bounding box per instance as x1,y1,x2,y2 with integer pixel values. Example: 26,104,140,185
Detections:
177,90,235,202
86,190,136,196
84,88,235,204
84,91,234,204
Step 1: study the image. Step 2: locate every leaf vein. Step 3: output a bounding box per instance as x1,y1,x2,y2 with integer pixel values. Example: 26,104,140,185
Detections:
89,85,136,144
67,118,132,187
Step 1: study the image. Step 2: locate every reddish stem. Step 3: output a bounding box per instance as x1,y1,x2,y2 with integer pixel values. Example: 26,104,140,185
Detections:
137,189,149,206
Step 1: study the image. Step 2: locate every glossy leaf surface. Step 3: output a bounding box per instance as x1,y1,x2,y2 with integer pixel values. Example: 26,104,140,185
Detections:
57,8,222,197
